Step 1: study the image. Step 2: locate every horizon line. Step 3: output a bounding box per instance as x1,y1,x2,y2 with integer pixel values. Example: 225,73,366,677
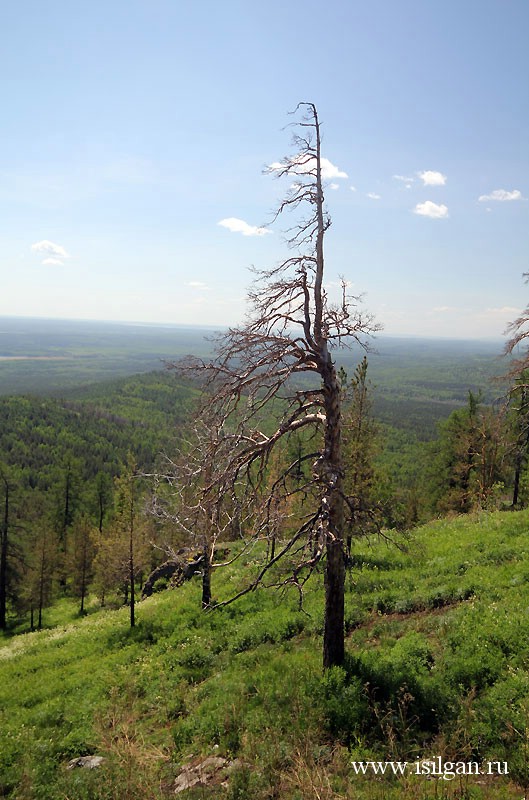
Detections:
0,313,505,345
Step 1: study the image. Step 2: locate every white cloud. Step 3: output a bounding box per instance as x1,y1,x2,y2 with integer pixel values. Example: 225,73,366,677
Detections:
31,239,70,266
31,240,69,258
349,185,357,192
478,189,525,202
418,170,447,186
319,158,348,179
329,183,340,190
413,201,449,219
367,192,381,200
268,155,347,180
218,218,271,237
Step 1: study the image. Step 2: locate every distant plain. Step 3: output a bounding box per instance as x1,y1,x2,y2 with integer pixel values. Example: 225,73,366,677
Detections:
0,316,507,438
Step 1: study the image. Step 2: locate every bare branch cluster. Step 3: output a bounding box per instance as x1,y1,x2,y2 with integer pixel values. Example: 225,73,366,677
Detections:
505,273,529,377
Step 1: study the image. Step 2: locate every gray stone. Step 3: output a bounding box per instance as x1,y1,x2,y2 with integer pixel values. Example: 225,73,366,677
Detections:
174,756,242,793
67,755,105,769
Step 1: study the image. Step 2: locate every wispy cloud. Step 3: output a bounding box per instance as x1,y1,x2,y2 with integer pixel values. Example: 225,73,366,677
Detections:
329,183,340,190
268,155,347,180
367,192,381,200
31,239,70,266
42,258,64,266
218,218,271,237
478,189,525,202
418,170,447,186
413,201,449,219
485,306,520,315
393,174,414,188
186,281,209,289
350,185,357,192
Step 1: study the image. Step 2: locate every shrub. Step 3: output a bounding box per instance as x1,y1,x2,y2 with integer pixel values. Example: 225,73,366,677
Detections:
152,577,169,593
311,666,368,742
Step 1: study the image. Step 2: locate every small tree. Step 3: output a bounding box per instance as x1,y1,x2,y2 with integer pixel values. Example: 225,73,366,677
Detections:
0,465,25,630
152,421,241,609
94,457,149,626
164,103,379,668
507,372,529,508
69,515,97,614
52,455,82,589
92,471,113,534
431,391,507,513
341,357,384,555
0,465,12,630
24,526,56,631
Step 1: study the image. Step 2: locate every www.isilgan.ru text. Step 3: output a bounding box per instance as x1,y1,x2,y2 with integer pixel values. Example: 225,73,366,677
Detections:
351,757,508,781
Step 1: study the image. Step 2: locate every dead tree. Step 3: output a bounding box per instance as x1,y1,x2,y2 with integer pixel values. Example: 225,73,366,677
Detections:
151,420,241,609
160,103,380,668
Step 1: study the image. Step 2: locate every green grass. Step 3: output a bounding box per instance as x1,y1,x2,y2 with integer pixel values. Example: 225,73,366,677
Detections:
2,511,529,798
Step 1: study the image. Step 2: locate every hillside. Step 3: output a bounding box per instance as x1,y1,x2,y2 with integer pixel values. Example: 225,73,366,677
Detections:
1,322,523,799
1,509,528,799
0,372,199,487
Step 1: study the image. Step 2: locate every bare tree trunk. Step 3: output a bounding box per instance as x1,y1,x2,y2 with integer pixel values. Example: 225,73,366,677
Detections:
269,533,276,562
38,548,45,630
0,475,9,630
321,357,345,668
129,484,135,628
513,456,522,507
312,108,346,668
79,538,87,615
202,537,211,609
324,537,345,666
512,386,529,508
129,556,135,627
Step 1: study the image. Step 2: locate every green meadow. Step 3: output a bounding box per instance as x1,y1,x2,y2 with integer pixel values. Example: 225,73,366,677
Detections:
2,509,529,799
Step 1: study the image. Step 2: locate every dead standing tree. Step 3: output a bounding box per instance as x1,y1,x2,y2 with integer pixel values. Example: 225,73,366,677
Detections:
167,103,380,668
151,420,240,609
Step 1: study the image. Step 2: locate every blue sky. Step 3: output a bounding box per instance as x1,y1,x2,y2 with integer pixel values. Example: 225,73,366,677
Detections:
1,0,527,340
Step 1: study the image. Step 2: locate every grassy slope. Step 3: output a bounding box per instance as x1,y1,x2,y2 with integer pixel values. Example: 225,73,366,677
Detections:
2,511,529,799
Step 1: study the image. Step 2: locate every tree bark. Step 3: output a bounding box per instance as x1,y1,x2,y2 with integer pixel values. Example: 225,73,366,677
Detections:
321,354,346,668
